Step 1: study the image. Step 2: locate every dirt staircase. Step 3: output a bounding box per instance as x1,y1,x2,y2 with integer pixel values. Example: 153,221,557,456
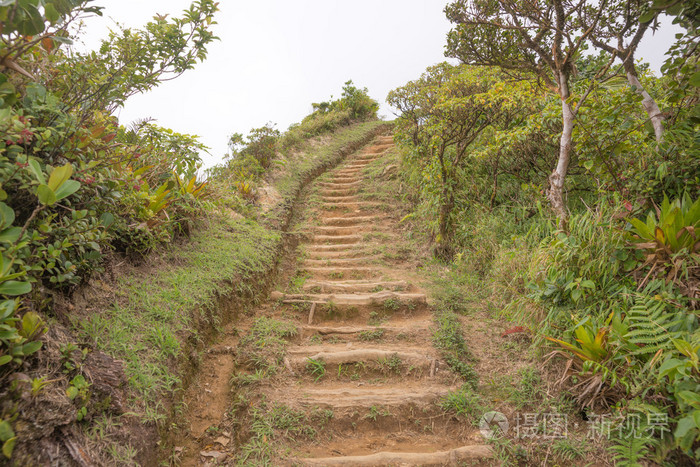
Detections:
264,134,493,465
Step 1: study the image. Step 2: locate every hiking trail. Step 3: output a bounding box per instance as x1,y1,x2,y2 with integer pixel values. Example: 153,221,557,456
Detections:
177,133,495,466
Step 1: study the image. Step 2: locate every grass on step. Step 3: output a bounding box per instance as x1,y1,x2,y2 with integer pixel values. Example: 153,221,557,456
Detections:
358,328,385,341
439,385,485,425
236,316,298,375
236,401,333,464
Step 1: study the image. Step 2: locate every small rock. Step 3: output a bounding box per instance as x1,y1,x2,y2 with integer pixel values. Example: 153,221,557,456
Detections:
381,164,398,179
200,450,227,461
214,436,230,446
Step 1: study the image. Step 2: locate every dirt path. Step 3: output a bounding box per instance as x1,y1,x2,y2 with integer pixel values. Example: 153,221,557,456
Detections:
175,134,494,466
270,135,493,465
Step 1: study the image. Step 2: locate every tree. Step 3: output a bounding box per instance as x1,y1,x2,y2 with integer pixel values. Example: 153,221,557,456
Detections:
445,0,611,228
50,0,219,120
388,64,512,256
0,1,103,79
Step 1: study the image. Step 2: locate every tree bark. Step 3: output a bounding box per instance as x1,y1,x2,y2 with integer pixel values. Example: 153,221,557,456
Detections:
490,153,500,209
435,142,454,258
548,70,573,230
436,186,455,259
623,60,664,142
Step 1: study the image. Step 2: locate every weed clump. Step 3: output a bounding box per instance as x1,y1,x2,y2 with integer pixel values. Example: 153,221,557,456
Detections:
237,317,297,374
439,385,485,424
432,310,478,388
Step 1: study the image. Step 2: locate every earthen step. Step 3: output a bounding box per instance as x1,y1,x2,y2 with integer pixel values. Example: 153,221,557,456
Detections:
303,257,375,267
329,178,361,184
298,267,380,280
320,196,361,203
312,226,368,236
319,201,381,209
299,323,428,336
306,243,366,252
296,445,493,466
270,291,426,307
289,347,435,367
321,216,381,226
317,180,362,188
334,167,362,177
309,235,362,244
320,188,359,197
343,163,372,170
306,250,369,259
303,280,407,292
290,385,456,409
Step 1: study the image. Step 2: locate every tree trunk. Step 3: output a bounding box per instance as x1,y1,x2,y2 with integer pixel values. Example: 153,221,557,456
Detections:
548,71,573,230
490,153,500,209
435,190,455,259
623,61,664,142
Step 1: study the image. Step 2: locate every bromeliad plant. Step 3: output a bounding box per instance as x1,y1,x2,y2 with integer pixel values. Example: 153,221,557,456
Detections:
545,313,631,409
628,194,700,296
629,194,700,258
546,319,609,363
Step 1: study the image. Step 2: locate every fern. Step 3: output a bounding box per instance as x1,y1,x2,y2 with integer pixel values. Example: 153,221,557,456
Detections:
609,433,652,467
624,295,684,358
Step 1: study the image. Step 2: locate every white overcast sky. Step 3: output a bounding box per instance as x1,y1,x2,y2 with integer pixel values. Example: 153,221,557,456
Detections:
76,1,681,169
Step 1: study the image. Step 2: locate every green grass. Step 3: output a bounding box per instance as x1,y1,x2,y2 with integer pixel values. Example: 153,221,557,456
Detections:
507,366,544,409
363,405,391,421
76,217,280,417
358,328,385,341
383,297,401,311
305,358,326,382
439,385,485,423
236,401,330,465
432,309,479,388
238,316,297,373
237,403,315,464
378,353,403,375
